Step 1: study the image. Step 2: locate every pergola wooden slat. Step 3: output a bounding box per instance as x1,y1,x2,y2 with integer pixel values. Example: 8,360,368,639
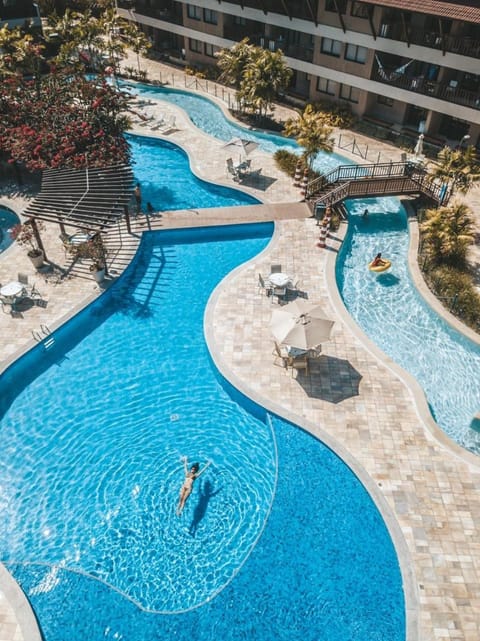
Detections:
22,164,135,232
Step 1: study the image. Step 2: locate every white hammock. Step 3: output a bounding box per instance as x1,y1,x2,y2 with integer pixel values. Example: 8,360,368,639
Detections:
375,55,414,82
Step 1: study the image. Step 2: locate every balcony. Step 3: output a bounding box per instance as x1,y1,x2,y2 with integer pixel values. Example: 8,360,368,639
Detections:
118,2,183,26
379,24,480,59
372,61,480,111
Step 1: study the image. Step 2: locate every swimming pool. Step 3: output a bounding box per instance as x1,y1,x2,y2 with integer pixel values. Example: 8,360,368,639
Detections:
125,80,480,455
1,224,404,640
0,206,20,253
121,80,346,175
337,197,480,455
128,134,260,212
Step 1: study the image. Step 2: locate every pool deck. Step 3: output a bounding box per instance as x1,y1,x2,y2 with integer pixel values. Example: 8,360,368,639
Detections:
1,56,480,641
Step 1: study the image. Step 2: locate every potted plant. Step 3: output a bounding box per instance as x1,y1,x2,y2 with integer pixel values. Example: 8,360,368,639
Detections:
70,233,107,283
10,220,46,269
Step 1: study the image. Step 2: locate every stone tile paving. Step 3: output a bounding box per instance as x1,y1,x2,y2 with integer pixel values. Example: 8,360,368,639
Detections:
0,51,479,641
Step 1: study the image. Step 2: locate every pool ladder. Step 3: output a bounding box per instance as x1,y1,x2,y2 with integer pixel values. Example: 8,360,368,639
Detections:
32,325,55,350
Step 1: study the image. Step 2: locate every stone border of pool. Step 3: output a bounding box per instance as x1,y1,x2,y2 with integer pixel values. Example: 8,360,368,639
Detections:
204,223,419,641
1,69,480,641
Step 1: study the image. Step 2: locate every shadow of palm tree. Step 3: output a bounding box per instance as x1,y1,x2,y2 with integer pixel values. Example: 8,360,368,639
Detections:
296,355,362,403
189,479,222,537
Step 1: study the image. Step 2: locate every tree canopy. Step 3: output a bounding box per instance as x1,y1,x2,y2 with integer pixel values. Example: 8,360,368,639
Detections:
216,38,292,118
283,104,334,167
420,201,475,266
428,145,480,195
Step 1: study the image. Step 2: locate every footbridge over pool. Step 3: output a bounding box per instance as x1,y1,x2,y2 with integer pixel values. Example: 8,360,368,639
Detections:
305,161,450,215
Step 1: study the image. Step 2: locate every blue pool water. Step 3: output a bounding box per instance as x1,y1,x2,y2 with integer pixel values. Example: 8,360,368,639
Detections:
1,225,404,640
0,206,19,253
337,197,480,454
128,134,260,212
121,80,346,174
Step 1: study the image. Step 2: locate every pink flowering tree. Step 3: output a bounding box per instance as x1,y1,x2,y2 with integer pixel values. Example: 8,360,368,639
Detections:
0,68,132,170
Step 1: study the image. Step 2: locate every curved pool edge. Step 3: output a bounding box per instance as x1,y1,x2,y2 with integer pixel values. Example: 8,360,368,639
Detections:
203,222,418,641
405,204,480,348
0,564,42,641
325,210,480,470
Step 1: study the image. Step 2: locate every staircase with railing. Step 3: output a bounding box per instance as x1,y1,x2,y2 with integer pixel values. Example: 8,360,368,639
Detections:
306,161,449,214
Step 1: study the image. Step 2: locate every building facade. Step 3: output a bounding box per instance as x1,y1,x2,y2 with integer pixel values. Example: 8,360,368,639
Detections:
117,0,480,148
0,0,41,31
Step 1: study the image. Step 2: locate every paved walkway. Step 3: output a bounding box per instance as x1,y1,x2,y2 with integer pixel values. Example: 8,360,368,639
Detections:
0,54,479,641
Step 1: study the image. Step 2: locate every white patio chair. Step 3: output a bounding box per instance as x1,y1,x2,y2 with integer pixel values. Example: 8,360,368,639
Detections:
258,273,273,296
270,264,282,274
272,342,289,368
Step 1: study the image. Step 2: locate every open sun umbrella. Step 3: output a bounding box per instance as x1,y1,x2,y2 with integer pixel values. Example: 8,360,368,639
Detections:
222,137,259,157
270,301,334,350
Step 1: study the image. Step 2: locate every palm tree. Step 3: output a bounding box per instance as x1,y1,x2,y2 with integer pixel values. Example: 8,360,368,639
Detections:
238,48,292,119
420,201,475,265
429,145,480,195
283,104,334,167
216,37,257,89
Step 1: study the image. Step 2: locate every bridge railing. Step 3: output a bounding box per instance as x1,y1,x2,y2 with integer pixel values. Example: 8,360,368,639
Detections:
306,161,426,199
313,173,446,211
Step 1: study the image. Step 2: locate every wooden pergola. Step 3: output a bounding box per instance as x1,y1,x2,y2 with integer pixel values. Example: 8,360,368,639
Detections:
21,163,135,262
22,163,135,234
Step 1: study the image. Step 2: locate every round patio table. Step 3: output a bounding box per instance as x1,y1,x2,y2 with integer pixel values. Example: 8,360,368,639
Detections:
0,281,23,297
268,272,291,288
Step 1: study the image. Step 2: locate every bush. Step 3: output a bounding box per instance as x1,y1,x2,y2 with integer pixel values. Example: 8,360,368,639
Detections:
274,150,304,177
311,100,355,129
424,264,480,330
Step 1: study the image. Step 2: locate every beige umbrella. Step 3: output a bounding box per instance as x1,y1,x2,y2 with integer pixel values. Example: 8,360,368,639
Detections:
270,301,334,350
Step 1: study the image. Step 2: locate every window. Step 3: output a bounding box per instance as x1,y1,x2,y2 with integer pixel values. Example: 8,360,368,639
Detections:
204,42,218,57
340,84,359,103
377,95,394,107
351,1,369,18
203,8,218,24
345,43,367,63
316,77,337,95
233,16,246,26
187,4,201,20
321,37,342,57
325,0,346,12
189,38,202,53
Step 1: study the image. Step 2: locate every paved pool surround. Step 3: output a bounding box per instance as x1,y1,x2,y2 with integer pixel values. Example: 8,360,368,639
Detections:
0,54,479,641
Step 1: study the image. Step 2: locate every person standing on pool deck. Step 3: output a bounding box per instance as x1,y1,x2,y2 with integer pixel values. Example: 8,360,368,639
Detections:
134,183,142,214
177,456,211,515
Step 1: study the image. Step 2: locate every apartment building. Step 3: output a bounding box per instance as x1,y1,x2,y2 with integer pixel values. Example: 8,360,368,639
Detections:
117,0,480,148
0,0,41,30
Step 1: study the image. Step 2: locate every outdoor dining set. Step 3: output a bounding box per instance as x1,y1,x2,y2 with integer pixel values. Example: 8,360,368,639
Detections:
258,267,335,376
224,137,258,182
0,273,43,314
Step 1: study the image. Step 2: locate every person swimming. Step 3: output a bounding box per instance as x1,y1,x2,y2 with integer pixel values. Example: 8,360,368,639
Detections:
176,456,211,515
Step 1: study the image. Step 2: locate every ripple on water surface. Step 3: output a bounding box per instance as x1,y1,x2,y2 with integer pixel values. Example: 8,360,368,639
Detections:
338,197,480,454
0,227,276,612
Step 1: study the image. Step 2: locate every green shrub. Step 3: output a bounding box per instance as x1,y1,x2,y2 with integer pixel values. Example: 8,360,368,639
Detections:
311,100,355,129
425,265,480,330
274,150,304,177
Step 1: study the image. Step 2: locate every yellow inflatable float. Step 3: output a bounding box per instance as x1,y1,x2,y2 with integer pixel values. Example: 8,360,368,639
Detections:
368,259,391,273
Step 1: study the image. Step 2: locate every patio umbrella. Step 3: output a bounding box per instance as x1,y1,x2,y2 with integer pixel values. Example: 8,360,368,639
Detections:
222,137,259,158
270,301,334,350
413,133,424,157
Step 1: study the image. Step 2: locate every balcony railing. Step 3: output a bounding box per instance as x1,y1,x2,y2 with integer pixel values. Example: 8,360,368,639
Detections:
118,3,183,26
380,24,480,59
372,62,480,111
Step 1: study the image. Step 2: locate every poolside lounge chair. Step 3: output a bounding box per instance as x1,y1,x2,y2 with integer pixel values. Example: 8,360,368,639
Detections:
272,342,289,368
258,273,273,296
226,158,239,181
18,273,42,300
290,354,309,376
158,115,176,132
271,286,286,303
